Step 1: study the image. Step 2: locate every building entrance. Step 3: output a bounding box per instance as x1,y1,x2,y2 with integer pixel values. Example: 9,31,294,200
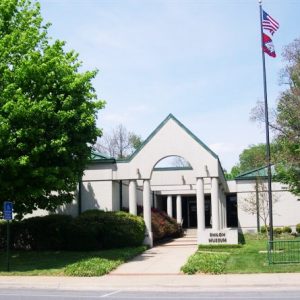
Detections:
181,196,212,229
159,194,212,229
188,200,197,228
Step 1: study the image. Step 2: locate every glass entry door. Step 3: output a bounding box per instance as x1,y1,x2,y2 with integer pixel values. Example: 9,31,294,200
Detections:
188,200,197,228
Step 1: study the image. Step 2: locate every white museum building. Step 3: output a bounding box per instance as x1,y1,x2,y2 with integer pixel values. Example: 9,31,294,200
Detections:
66,114,300,247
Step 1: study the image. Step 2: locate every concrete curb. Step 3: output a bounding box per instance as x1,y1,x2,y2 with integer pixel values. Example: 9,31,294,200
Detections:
0,273,300,292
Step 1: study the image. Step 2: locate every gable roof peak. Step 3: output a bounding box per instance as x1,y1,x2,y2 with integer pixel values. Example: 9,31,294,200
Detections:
119,113,218,162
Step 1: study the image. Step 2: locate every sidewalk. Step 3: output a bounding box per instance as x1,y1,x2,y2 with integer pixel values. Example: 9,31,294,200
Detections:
111,229,198,275
0,273,300,292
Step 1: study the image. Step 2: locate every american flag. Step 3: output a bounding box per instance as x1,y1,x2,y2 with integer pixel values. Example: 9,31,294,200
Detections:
262,10,279,35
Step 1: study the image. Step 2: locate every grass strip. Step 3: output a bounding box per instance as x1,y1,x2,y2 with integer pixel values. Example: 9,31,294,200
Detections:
181,251,229,274
0,246,146,276
182,234,300,275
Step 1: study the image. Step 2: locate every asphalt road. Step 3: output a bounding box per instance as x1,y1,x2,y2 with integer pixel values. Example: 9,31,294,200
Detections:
0,289,300,300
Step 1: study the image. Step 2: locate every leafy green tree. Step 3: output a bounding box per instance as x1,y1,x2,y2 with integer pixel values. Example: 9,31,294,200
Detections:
228,144,268,177
227,143,279,179
274,38,300,195
129,133,143,152
0,0,104,218
237,143,268,173
224,166,241,180
249,37,300,195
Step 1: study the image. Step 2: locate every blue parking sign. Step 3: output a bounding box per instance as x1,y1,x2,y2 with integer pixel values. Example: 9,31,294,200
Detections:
3,201,13,220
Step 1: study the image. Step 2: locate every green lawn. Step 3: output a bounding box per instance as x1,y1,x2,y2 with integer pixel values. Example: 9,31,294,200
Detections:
182,234,300,274
0,246,146,276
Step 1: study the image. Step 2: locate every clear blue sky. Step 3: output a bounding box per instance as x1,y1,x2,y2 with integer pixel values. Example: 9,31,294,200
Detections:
39,0,300,171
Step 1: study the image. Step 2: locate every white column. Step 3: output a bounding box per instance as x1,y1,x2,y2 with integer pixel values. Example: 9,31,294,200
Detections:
151,191,154,208
143,180,153,247
221,192,224,229
167,195,173,218
196,177,205,232
153,192,157,209
129,180,137,215
176,195,182,224
219,186,223,229
223,192,227,228
211,177,220,230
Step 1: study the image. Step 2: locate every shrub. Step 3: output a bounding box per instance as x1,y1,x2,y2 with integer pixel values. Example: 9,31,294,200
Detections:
0,221,10,249
282,226,292,234
71,210,146,249
20,214,72,250
0,214,73,250
66,217,103,251
0,211,146,251
104,211,145,248
260,225,269,234
274,227,283,235
181,251,229,274
135,206,182,242
151,208,182,242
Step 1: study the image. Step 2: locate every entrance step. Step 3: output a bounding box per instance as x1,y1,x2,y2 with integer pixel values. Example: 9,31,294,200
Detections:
160,232,198,247
184,228,197,237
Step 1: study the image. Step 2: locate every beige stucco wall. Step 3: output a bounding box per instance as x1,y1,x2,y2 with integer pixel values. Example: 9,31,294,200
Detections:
83,163,114,181
150,170,216,196
236,180,300,232
81,181,113,211
123,118,216,179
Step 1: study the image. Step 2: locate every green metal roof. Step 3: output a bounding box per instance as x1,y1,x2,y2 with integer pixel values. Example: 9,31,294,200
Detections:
235,165,275,180
90,151,116,163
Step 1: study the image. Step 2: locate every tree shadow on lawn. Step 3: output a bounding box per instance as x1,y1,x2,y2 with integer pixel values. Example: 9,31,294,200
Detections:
0,247,144,275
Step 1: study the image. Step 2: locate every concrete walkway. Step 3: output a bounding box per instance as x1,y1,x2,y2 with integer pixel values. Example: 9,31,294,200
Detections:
111,229,198,275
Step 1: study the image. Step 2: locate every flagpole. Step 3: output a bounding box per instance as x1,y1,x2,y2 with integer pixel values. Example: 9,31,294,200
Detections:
259,0,273,244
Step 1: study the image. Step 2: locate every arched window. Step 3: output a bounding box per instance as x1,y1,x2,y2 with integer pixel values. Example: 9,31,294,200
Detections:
154,155,192,170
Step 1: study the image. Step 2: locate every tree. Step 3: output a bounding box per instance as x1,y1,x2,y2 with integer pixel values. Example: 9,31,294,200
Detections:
241,177,278,233
129,133,143,152
227,143,278,178
95,124,143,159
238,144,268,172
274,38,300,195
224,166,241,180
0,0,104,218
250,37,300,195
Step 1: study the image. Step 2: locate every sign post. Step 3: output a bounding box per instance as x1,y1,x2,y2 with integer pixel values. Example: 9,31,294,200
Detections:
3,201,13,272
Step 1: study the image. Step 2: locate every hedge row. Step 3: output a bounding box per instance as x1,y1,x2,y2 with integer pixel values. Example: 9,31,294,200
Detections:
261,225,294,234
0,210,145,251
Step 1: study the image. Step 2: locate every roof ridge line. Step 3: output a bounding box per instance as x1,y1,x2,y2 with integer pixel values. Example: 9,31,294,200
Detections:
118,113,218,163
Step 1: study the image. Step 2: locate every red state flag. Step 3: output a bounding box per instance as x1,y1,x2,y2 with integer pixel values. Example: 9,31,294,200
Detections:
263,33,276,58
